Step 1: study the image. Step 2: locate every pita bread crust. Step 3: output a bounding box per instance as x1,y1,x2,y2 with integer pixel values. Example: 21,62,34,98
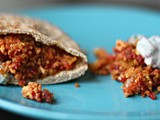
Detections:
0,14,88,85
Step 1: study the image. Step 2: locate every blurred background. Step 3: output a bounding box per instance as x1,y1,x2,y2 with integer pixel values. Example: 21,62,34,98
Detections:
0,0,160,11
0,0,160,119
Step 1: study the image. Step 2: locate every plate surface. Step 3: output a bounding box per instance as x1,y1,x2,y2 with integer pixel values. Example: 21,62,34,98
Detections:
1,5,160,119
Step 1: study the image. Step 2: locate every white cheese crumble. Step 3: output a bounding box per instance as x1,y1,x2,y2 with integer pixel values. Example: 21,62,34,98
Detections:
128,35,160,68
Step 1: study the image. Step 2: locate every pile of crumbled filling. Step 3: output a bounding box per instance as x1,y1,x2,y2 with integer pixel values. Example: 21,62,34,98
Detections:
89,48,115,75
89,40,160,100
22,82,53,103
0,34,78,86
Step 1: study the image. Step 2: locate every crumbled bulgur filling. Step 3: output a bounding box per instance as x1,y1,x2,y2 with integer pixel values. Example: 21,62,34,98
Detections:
89,40,160,100
89,48,115,75
0,34,78,86
42,89,54,103
22,82,53,103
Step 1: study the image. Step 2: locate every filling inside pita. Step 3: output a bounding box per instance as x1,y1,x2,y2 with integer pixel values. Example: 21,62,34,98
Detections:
0,34,79,86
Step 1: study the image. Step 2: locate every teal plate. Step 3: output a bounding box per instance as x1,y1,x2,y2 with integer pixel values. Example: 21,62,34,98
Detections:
1,5,160,119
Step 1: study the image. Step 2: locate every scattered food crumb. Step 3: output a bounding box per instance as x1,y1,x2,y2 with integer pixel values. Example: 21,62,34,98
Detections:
22,82,53,103
42,89,54,103
75,83,80,88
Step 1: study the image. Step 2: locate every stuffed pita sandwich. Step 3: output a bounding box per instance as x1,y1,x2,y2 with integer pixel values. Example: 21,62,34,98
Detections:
0,14,88,86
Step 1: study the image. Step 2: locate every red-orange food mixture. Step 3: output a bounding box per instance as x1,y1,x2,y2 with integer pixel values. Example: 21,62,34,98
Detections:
22,82,53,103
0,34,78,86
75,83,80,88
89,48,115,75
89,40,160,100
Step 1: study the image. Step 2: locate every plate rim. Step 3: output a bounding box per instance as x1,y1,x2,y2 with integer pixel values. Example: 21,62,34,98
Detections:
1,98,160,119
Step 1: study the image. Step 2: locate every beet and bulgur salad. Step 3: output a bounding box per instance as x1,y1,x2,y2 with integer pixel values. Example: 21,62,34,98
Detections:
89,39,160,100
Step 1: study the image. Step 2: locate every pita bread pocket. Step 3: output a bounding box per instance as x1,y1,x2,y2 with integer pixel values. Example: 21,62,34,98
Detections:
0,14,88,86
